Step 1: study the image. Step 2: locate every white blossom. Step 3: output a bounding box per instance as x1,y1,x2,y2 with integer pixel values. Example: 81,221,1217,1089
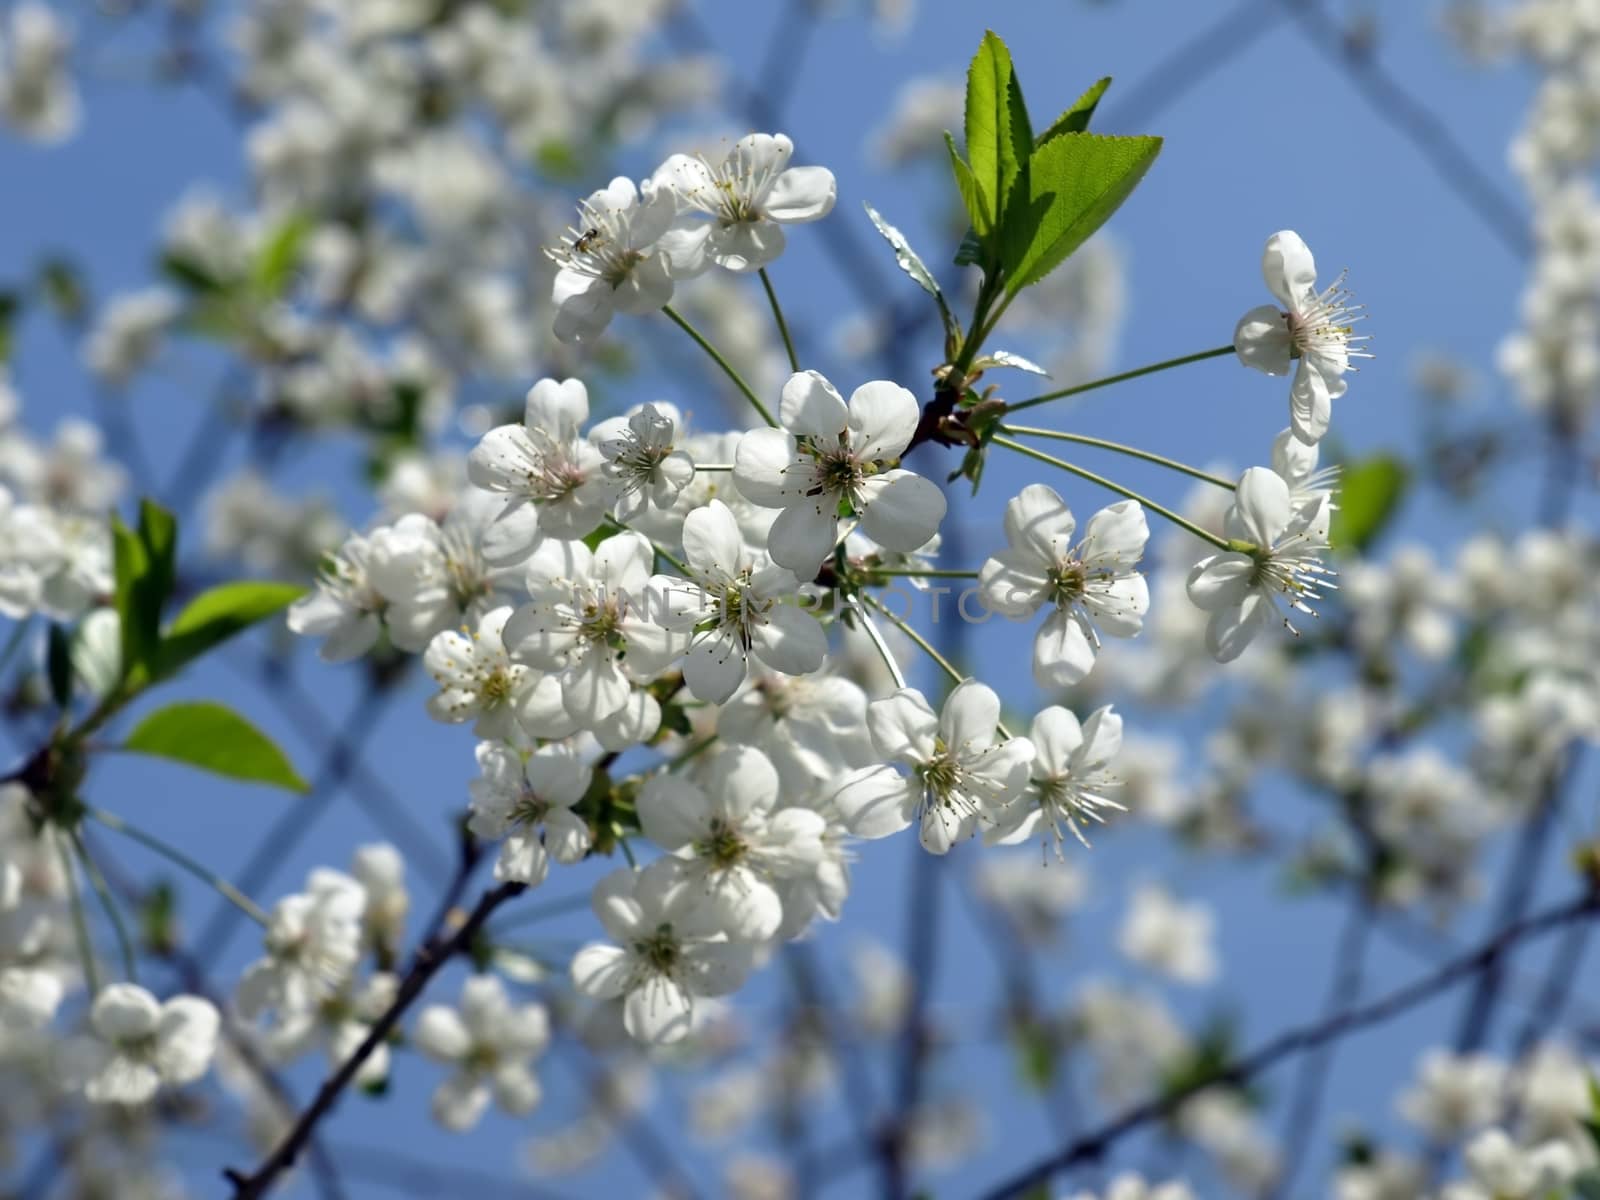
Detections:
1233,230,1369,444
734,370,945,574
979,485,1149,687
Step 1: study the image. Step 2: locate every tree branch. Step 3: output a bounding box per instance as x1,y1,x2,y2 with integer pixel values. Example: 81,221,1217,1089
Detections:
977,890,1600,1199
223,878,527,1198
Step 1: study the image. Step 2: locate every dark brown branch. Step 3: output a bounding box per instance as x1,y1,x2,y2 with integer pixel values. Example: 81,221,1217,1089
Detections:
976,890,1600,1200
223,878,527,1198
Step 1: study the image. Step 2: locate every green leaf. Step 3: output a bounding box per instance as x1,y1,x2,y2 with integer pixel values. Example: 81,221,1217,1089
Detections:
1573,1169,1600,1200
863,202,943,300
0,290,18,363
251,214,310,300
46,624,73,708
964,31,1032,236
122,701,308,792
944,132,991,243
953,227,985,267
1329,456,1409,554
1036,76,1112,146
155,582,305,679
37,257,87,322
112,517,153,679
160,251,228,296
1001,132,1162,297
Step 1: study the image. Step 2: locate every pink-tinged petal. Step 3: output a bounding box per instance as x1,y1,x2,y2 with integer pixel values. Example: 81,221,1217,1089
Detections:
624,974,694,1045
1003,484,1076,565
682,499,746,578
767,498,838,575
1029,705,1084,777
868,687,939,760
1233,305,1292,376
750,603,827,676
779,370,849,438
733,427,807,508
1261,230,1318,310
939,680,999,752
1032,609,1098,688
831,764,915,839
1232,467,1292,546
704,744,780,821
857,469,946,553
764,166,837,222
847,380,920,461
1185,553,1255,612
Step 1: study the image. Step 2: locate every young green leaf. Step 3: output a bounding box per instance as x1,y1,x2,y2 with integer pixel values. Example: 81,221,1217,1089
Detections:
122,701,308,792
1330,456,1409,554
1001,132,1162,296
1035,77,1113,146
964,31,1033,234
863,202,943,300
944,131,991,242
112,500,179,683
155,581,306,679
46,624,73,709
251,213,310,300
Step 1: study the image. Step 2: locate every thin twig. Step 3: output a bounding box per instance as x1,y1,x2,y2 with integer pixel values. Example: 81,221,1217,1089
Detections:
977,890,1600,1199
223,878,528,1198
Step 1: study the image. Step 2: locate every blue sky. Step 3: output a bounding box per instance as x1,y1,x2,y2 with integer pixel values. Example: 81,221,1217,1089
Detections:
2,2,1588,1197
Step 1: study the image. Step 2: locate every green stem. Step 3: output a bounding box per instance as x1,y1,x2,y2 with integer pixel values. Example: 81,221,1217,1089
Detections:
863,593,963,688
853,604,907,690
1005,344,1236,414
87,806,270,928
602,517,690,576
661,304,777,427
758,268,801,373
665,735,718,771
1000,425,1236,491
694,463,734,472
863,594,1014,740
58,836,100,997
873,568,979,579
72,830,137,983
993,436,1232,552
